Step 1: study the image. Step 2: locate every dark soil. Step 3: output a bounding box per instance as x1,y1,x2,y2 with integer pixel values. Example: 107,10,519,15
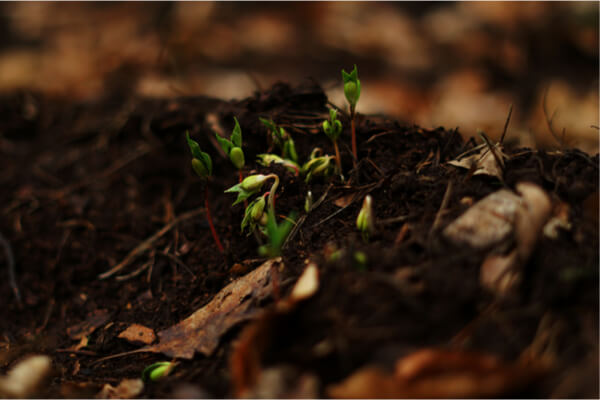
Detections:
0,82,598,398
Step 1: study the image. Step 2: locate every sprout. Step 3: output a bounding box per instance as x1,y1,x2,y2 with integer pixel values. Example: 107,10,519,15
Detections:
356,195,374,242
301,148,335,183
142,361,176,382
185,131,223,253
353,251,368,271
258,208,297,258
241,195,268,235
342,64,361,109
304,190,313,213
186,131,212,179
225,174,272,205
323,108,343,176
259,118,298,163
341,64,361,165
257,153,300,175
215,117,245,170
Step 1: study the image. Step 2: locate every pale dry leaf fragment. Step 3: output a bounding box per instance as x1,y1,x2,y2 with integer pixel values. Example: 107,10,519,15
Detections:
448,142,508,179
96,378,144,399
480,250,521,295
0,355,52,398
443,189,522,249
117,323,156,345
290,262,319,302
141,258,278,359
514,182,552,262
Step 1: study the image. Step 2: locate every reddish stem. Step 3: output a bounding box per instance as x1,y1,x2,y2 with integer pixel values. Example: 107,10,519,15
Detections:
333,140,342,173
204,187,224,253
350,108,357,166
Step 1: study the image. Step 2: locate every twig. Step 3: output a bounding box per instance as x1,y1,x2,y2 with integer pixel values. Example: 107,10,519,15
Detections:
430,180,454,235
98,206,205,280
0,231,21,307
499,104,513,144
542,88,566,148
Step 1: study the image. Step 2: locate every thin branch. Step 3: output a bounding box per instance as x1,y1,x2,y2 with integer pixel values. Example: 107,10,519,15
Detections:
499,104,513,144
98,206,205,280
0,231,21,307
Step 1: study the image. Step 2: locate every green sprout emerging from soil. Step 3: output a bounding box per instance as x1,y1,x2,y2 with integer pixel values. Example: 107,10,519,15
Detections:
323,108,343,175
342,64,361,165
301,148,335,182
186,131,224,253
257,153,300,175
215,116,245,183
142,361,177,382
356,194,374,242
259,118,298,163
226,173,296,257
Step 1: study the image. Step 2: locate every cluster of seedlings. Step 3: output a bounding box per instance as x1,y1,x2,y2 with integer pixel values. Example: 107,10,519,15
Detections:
186,65,372,259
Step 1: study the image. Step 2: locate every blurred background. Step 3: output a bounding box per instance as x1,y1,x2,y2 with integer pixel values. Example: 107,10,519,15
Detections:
0,2,597,153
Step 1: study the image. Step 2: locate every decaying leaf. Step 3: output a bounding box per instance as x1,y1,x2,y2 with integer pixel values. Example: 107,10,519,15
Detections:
118,324,156,345
141,258,279,359
66,309,111,340
230,262,321,397
327,348,546,399
448,142,508,179
478,183,552,296
96,379,144,399
0,355,52,398
443,189,522,249
244,365,320,399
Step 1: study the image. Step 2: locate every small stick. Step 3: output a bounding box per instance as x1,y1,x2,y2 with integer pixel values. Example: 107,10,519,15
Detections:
98,206,205,279
0,231,21,307
430,180,454,235
500,104,513,144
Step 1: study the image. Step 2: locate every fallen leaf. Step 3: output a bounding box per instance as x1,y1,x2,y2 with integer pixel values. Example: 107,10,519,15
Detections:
448,142,508,179
118,324,156,345
66,309,111,340
0,355,52,398
289,262,319,302
96,379,144,399
327,348,546,398
230,262,321,397
141,258,279,359
334,194,355,208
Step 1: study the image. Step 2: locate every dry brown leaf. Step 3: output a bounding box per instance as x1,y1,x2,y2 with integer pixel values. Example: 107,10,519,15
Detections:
333,194,355,208
96,379,144,399
117,324,156,345
0,355,52,398
66,309,111,340
141,258,278,359
230,262,321,397
448,142,508,179
327,348,546,399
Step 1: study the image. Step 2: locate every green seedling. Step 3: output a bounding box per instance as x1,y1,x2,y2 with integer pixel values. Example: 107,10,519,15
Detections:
257,153,300,176
323,108,343,174
258,207,297,258
356,194,374,242
215,117,246,181
186,131,224,253
353,251,368,271
259,118,298,162
304,190,313,213
241,193,268,235
342,64,361,165
142,361,176,382
225,173,276,206
301,148,335,183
